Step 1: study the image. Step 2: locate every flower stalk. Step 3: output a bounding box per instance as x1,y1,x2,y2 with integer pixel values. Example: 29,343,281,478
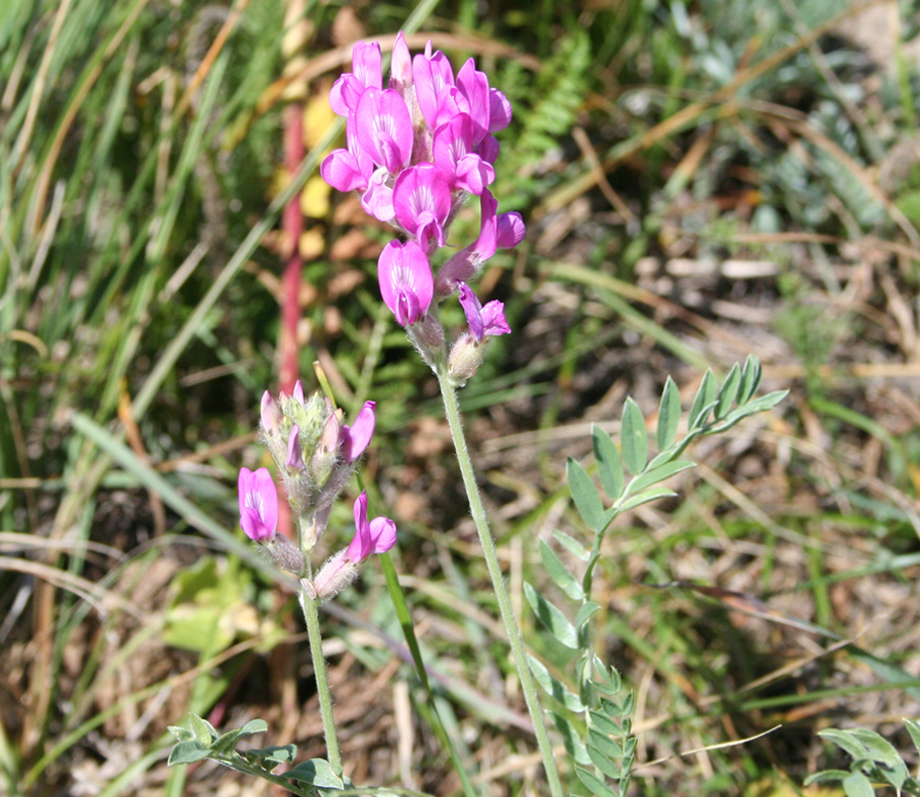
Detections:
434,358,564,797
298,587,342,775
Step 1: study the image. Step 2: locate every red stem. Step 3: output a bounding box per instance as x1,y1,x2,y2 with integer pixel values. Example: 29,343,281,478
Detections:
277,102,304,539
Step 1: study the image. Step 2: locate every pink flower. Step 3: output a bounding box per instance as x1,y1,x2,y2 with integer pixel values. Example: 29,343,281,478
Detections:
329,41,382,117
346,491,397,562
433,114,495,195
458,283,511,341
341,401,376,461
378,240,434,326
356,88,414,174
238,467,278,542
393,164,452,252
412,45,457,130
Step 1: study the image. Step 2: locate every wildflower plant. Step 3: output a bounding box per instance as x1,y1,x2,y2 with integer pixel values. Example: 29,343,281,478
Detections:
168,31,787,796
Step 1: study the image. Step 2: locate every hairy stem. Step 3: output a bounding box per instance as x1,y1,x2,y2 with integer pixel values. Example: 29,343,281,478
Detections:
435,362,564,797
298,588,341,774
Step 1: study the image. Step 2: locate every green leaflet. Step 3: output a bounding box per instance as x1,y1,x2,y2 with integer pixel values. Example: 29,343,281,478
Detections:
524,582,578,649
540,539,584,600
656,376,681,451
567,456,605,534
592,424,624,500
620,398,648,475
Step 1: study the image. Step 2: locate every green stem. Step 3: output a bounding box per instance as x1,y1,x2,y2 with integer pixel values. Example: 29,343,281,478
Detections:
298,588,342,775
435,361,564,797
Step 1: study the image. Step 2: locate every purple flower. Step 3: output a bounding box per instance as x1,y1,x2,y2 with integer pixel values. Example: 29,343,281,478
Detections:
346,491,397,562
458,283,511,341
432,114,495,196
393,164,452,252
320,115,373,193
356,88,414,174
412,45,457,130
329,41,382,117
238,467,278,542
341,400,376,461
434,190,525,296
378,240,434,326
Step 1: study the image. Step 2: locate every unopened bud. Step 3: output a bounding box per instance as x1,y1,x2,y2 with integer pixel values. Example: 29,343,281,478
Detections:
448,332,485,386
286,425,305,470
413,311,444,351
312,550,359,602
266,534,305,573
261,391,283,436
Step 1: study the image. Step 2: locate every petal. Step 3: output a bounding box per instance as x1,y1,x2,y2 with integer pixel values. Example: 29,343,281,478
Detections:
456,59,491,141
352,41,382,90
361,167,395,222
260,391,282,434
321,149,368,193
481,300,511,337
472,189,498,262
458,283,484,341
342,400,376,461
286,425,304,470
368,517,397,554
356,88,413,173
496,212,526,249
390,32,412,86
488,87,513,132
346,492,372,561
412,49,455,130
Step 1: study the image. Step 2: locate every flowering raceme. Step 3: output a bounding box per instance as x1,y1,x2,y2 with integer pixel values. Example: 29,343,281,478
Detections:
322,33,524,377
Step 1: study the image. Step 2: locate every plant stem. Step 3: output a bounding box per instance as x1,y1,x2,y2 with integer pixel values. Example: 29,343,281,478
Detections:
298,589,342,775
434,361,564,797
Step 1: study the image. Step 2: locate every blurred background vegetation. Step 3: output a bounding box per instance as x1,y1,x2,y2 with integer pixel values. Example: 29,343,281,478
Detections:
4,0,920,794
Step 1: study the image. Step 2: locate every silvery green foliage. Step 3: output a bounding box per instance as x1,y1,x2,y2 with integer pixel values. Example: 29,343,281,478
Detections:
805,721,920,797
525,356,787,795
167,715,346,794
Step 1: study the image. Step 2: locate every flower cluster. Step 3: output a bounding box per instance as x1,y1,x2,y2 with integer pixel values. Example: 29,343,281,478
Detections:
237,382,396,600
321,34,525,382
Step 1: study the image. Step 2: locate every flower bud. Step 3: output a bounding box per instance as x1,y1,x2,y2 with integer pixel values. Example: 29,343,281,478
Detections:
448,332,485,386
266,534,305,573
260,391,283,437
286,425,305,470
312,550,359,602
